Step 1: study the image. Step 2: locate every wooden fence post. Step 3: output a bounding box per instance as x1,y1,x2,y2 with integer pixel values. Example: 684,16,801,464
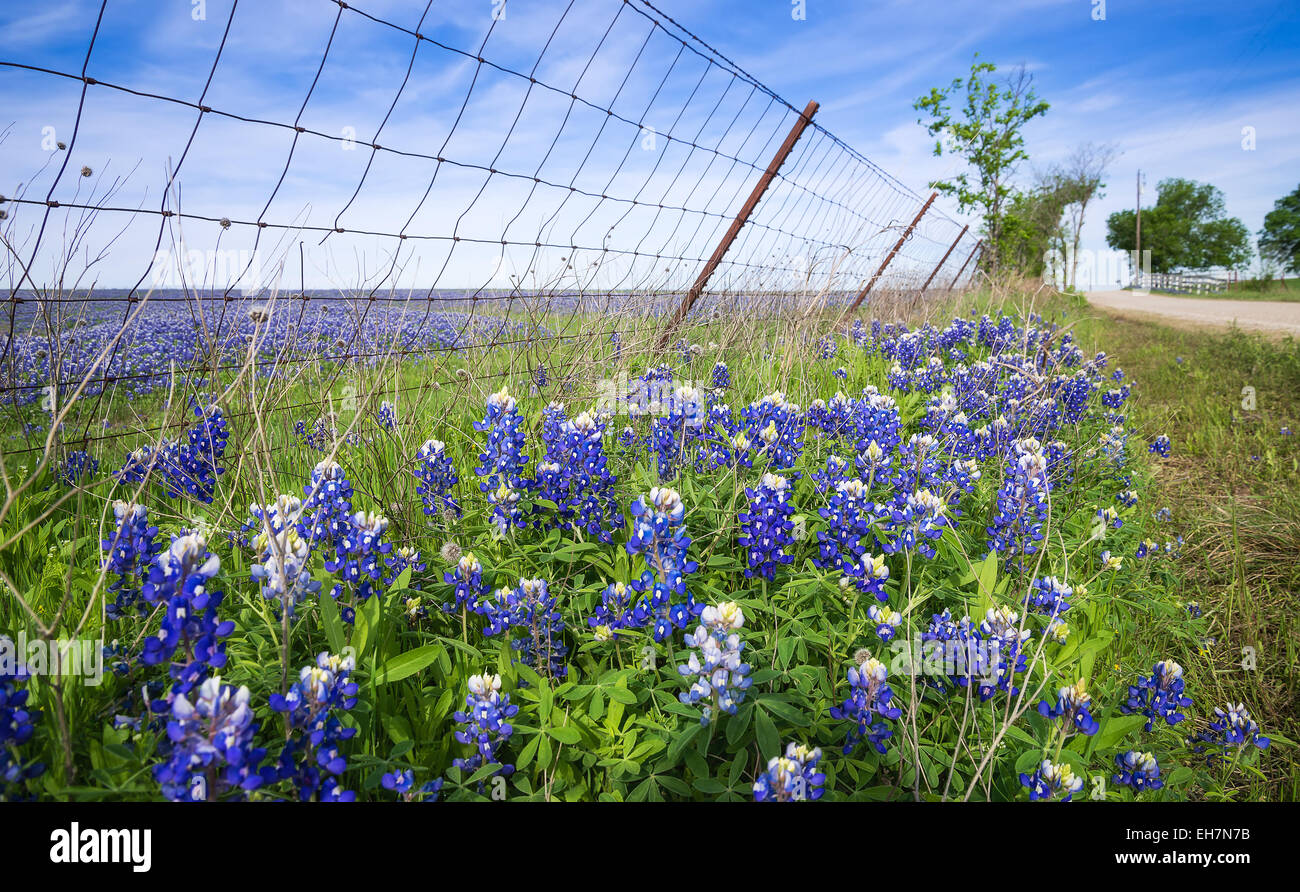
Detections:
656,100,819,349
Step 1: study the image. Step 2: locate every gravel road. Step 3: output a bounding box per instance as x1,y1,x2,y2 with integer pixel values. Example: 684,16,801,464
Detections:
1086,290,1300,337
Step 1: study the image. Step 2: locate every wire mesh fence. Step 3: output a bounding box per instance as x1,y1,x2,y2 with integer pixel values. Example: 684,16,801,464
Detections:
0,0,981,486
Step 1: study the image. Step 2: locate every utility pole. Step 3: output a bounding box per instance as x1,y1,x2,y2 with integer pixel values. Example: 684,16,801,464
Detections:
1135,169,1142,289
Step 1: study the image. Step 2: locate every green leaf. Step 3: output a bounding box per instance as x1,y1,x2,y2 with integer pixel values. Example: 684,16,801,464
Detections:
374,645,441,686
1090,714,1148,752
755,708,779,758
548,724,582,745
319,591,345,655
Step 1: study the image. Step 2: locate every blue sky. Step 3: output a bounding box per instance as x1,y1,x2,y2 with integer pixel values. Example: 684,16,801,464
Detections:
2,0,1297,292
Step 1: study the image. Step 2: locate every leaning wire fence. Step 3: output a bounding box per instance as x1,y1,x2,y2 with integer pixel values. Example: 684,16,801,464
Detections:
0,0,982,491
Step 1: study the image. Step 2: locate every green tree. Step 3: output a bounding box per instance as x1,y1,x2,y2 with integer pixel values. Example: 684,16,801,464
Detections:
1258,184,1300,280
999,179,1070,278
914,56,1050,278
1105,178,1251,273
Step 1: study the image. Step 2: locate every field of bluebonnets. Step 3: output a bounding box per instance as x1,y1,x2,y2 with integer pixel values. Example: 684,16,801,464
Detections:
0,290,1282,803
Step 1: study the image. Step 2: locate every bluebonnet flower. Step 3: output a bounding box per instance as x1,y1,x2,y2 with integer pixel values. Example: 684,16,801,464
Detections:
248,520,319,619
811,453,851,494
324,510,392,606
1149,434,1171,457
829,656,901,755
443,552,492,617
833,366,847,380
0,665,45,800
1120,661,1193,731
741,392,806,474
1113,751,1163,793
1044,439,1074,488
1134,538,1158,559
485,479,523,535
1023,576,1073,616
697,400,741,470
887,362,912,392
1188,703,1270,759
808,392,856,442
153,677,265,801
843,552,891,602
854,438,893,488
868,605,902,643
817,334,838,360
294,416,336,452
149,402,230,504
976,606,1031,700
678,602,752,724
490,578,568,680
453,673,518,781
375,401,397,431
588,580,637,641
297,460,354,553
115,445,156,488
534,410,622,542
624,488,703,642
753,743,825,802
852,390,903,471
879,488,949,559
101,499,160,620
383,769,443,802
1116,489,1139,508
737,473,796,580
890,432,946,493
140,533,234,699
267,652,359,801
942,457,982,499
1096,506,1122,530
815,478,876,578
1020,759,1084,801
711,361,730,390
1186,601,1202,618
987,438,1051,569
60,449,98,486
382,768,414,794
414,439,460,519
1038,680,1100,736
649,386,706,479
474,387,530,532
385,546,426,587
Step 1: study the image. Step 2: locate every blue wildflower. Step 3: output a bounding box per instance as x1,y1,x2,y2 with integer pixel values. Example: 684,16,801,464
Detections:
677,602,752,724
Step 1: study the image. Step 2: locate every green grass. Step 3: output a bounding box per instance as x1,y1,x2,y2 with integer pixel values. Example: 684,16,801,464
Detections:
1137,278,1300,302
2,293,1291,801
1038,291,1300,799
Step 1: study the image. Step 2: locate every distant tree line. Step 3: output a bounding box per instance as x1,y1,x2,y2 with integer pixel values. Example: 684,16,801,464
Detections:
914,56,1282,286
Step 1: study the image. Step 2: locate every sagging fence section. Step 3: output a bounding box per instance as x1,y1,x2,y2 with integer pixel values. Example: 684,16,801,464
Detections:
0,0,981,471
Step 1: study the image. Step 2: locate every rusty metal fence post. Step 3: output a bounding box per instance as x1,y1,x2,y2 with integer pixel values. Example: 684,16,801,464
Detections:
948,238,983,291
919,223,968,294
656,100,819,349
845,190,936,314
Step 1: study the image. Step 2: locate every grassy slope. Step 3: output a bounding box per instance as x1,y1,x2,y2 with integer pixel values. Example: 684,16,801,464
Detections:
1041,291,1299,799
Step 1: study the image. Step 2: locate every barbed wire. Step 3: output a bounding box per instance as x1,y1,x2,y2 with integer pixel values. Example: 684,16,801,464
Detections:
1,0,982,475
